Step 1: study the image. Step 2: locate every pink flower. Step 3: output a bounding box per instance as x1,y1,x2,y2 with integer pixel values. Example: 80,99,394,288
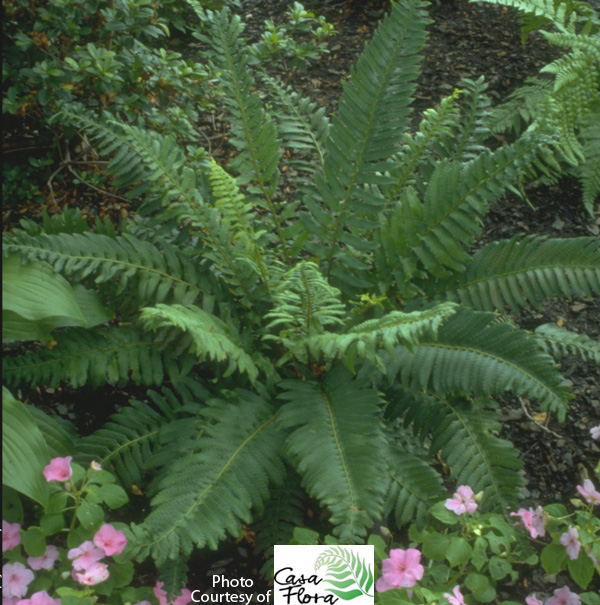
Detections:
67,541,105,571
93,524,127,557
2,520,21,552
154,581,193,605
590,425,600,440
16,590,61,605
444,586,465,605
510,506,546,538
90,460,102,471
43,457,72,482
526,594,544,605
375,548,424,591
546,586,581,605
576,479,600,506
72,561,109,586
560,526,581,560
445,486,478,515
2,562,35,598
27,544,60,570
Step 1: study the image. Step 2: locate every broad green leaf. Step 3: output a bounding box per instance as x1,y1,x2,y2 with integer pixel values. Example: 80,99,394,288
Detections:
2,387,50,508
2,254,111,343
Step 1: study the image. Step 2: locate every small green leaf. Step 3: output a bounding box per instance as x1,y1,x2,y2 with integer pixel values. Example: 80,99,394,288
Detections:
22,526,46,556
465,571,496,602
488,555,512,580
568,552,594,589
541,544,567,574
100,483,129,509
76,501,104,529
446,537,473,567
40,513,65,536
422,532,450,561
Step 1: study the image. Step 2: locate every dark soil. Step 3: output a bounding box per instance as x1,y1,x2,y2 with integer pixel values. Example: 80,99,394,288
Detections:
4,0,599,600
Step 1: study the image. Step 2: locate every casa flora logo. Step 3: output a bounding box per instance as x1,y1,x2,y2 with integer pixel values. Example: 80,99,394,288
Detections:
274,545,374,605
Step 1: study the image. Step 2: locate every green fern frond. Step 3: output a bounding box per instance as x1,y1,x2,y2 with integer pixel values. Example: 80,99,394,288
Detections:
438,236,600,313
431,398,524,509
158,558,190,603
314,0,429,276
2,326,167,389
253,474,306,577
192,5,290,261
297,303,458,370
261,74,330,175
139,304,260,382
384,440,446,529
412,138,543,277
2,327,167,388
209,159,274,289
470,0,571,25
3,231,204,307
386,309,572,420
78,389,186,488
579,113,600,214
265,261,346,338
54,104,152,195
396,392,524,509
534,323,600,363
128,392,284,565
385,88,463,198
278,367,388,543
489,77,555,135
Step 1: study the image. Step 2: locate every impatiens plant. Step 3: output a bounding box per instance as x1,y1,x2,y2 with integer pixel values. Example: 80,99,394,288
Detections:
2,0,599,597
1,458,160,604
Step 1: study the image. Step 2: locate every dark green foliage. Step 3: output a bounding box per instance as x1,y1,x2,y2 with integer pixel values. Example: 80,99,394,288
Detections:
3,0,599,594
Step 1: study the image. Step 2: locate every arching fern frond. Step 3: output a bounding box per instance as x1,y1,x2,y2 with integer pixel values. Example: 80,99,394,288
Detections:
396,392,524,510
384,438,446,530
410,137,543,277
437,236,600,314
386,309,571,420
191,4,289,261
277,367,388,543
253,472,306,577
2,327,167,388
314,0,430,276
3,231,205,307
139,304,260,383
260,74,330,176
579,114,600,214
128,392,284,565
77,389,187,488
534,323,600,363
297,302,458,370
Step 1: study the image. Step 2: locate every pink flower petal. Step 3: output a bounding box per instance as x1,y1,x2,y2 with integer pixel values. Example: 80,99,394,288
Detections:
43,456,72,482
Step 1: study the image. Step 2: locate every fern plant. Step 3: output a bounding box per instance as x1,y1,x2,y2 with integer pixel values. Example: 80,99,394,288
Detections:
3,0,600,595
477,0,600,213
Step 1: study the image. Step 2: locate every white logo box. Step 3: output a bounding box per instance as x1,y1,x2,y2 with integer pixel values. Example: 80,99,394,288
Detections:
274,545,375,605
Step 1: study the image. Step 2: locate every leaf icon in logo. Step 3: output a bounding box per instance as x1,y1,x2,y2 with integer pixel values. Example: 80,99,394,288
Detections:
315,547,374,600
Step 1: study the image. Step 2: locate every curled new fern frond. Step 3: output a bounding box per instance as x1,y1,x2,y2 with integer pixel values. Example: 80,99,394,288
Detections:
265,261,346,338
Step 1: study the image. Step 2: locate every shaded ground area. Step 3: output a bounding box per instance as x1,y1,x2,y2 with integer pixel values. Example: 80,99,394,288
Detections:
4,0,599,598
